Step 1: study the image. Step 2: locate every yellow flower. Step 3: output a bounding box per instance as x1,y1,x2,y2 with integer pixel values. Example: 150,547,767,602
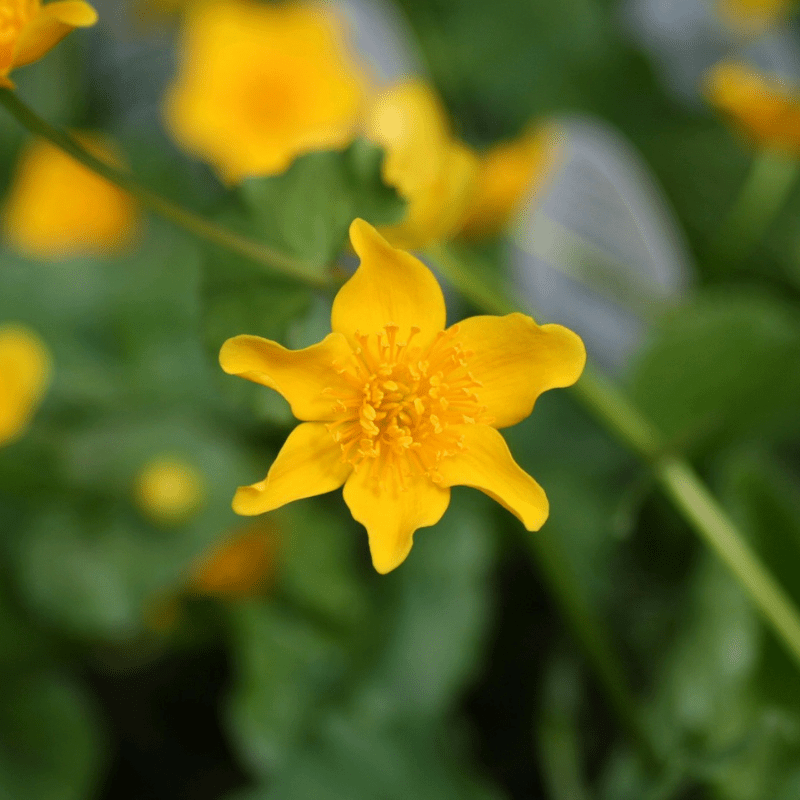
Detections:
188,521,277,598
458,125,561,241
163,0,368,183
0,0,97,89
1,134,139,259
716,0,792,32
705,60,800,154
0,323,50,446
134,457,205,525
220,219,585,573
364,80,479,250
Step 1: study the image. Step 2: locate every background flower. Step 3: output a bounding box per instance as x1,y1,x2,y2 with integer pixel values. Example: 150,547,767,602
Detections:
1,133,139,259
163,0,369,182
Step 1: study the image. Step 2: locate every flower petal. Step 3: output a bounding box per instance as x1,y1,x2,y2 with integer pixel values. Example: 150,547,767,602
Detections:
331,219,446,349
219,332,353,421
437,425,549,531
13,1,98,69
452,312,586,428
233,422,351,515
342,466,450,573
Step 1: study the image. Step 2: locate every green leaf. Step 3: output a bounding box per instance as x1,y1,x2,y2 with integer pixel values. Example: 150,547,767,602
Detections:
349,489,497,725
0,671,104,800
10,415,252,638
236,139,406,270
225,601,348,774
629,289,800,450
227,714,503,800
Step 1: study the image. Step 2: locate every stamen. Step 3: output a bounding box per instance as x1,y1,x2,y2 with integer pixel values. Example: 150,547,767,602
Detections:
326,324,485,484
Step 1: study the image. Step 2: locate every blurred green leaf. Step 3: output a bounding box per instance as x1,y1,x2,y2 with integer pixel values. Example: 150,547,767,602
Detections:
225,600,348,774
228,714,504,800
630,290,800,450
236,139,405,271
348,489,496,725
9,415,251,638
0,671,104,800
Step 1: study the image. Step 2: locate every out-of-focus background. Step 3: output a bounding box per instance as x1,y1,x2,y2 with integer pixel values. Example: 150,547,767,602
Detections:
3,0,800,798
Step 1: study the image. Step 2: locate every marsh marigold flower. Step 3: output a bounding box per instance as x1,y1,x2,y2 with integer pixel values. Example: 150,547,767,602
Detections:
220,219,585,573
2,134,139,259
458,125,560,241
0,0,97,88
365,80,479,250
705,60,800,154
163,0,368,183
0,323,50,446
134,457,205,525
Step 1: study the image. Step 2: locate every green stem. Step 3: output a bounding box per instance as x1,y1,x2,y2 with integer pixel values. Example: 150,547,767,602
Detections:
706,148,800,265
0,88,328,290
428,242,800,672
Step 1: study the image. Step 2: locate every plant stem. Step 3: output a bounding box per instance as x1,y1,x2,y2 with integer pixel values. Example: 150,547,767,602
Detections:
428,242,800,672
706,148,800,266
0,88,328,290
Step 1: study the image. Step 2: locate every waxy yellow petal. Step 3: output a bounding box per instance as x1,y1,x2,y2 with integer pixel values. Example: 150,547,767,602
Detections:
342,466,450,574
451,313,586,429
13,1,98,69
438,425,549,531
219,332,353,421
233,422,351,515
332,219,446,348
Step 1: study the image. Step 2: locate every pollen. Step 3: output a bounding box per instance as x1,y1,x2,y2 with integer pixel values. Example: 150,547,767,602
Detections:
325,324,492,487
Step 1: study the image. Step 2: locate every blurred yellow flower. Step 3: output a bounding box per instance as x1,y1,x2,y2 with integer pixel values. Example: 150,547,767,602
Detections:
458,125,560,240
705,60,800,154
189,521,277,598
163,0,368,183
716,0,792,32
134,457,205,525
220,219,585,573
1,134,139,259
0,323,50,446
364,80,478,249
0,0,97,88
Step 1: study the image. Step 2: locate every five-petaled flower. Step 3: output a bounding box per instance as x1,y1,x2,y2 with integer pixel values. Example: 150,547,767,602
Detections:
220,219,585,573
0,0,98,89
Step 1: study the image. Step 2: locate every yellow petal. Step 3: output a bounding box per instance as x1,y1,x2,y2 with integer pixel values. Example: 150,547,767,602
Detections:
0,323,51,446
342,466,450,573
233,422,351,515
13,1,98,69
438,425,548,531
331,219,446,349
219,332,353,421
452,312,586,429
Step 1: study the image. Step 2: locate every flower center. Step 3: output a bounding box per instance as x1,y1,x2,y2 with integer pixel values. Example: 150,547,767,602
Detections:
0,0,33,46
325,324,491,487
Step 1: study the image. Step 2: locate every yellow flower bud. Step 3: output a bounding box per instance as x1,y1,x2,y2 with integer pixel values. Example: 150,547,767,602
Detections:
134,457,205,525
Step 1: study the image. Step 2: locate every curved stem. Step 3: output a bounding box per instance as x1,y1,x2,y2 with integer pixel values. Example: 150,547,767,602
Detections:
428,241,800,672
0,88,330,291
706,148,800,266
